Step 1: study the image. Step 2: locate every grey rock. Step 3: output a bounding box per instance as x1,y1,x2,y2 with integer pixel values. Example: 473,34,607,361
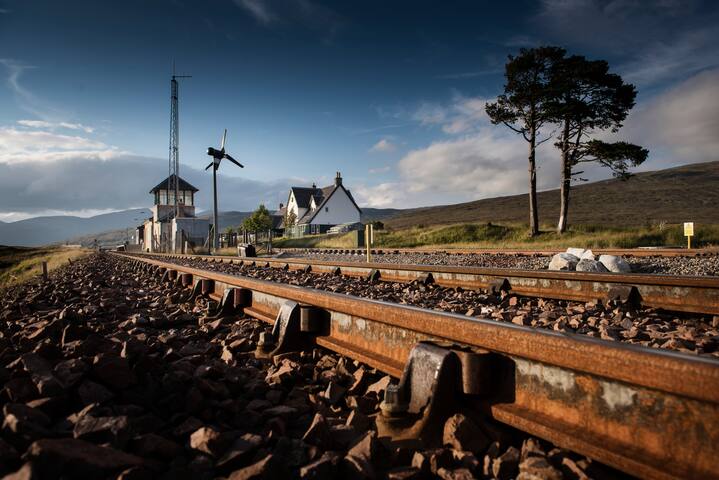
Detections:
548,253,579,271
575,259,609,273
598,255,632,273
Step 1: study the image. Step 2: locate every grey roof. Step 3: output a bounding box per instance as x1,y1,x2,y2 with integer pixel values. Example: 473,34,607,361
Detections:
150,174,199,193
290,185,334,208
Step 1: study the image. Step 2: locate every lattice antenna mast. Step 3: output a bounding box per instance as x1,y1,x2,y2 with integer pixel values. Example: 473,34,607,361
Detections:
168,65,191,219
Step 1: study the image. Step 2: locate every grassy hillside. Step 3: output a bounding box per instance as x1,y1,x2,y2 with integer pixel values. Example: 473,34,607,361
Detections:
0,245,90,287
385,161,719,230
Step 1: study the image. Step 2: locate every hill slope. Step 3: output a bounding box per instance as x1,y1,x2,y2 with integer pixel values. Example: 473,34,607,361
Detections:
0,209,152,247
385,161,719,230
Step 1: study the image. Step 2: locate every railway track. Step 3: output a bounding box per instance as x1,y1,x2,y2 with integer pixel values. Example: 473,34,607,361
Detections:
128,252,719,316
117,252,719,480
277,246,719,258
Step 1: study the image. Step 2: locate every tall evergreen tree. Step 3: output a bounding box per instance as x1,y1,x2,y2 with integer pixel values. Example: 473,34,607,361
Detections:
548,55,649,233
486,47,565,236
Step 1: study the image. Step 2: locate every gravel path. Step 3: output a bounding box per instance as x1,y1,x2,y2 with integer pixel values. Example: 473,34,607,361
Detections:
0,253,629,479
147,255,719,359
285,251,719,276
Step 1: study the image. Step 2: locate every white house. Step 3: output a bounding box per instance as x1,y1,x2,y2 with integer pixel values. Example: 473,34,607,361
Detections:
285,172,362,235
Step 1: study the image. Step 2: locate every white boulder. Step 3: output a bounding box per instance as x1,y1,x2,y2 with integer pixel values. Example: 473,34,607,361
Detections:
566,247,586,258
598,255,632,273
576,258,608,273
580,249,595,261
549,253,579,271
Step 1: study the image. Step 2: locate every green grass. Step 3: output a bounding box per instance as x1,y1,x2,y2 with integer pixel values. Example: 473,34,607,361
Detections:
273,222,719,250
273,231,363,249
0,246,91,287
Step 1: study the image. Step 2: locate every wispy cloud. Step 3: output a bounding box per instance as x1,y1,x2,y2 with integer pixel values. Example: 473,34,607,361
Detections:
234,0,276,24
436,67,502,80
0,58,65,121
534,0,718,87
232,0,343,42
620,27,719,86
17,119,95,134
369,139,396,153
368,166,391,174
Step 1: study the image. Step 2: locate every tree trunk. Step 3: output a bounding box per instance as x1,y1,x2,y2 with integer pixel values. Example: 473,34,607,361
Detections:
528,125,539,236
557,119,571,234
557,155,571,234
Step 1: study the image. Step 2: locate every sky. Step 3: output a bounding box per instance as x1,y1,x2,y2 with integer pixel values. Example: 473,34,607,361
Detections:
0,0,718,221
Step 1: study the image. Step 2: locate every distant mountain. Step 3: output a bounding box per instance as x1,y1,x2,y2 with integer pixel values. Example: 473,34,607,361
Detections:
361,207,406,222
384,161,719,229
0,209,151,247
196,211,253,231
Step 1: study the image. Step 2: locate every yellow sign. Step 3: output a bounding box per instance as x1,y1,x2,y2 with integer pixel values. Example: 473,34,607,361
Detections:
684,222,694,249
684,222,694,236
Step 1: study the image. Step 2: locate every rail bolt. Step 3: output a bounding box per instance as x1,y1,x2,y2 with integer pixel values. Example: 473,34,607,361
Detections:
257,332,275,350
380,384,409,417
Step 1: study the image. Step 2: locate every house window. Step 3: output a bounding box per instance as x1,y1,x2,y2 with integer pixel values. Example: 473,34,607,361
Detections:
325,207,328,212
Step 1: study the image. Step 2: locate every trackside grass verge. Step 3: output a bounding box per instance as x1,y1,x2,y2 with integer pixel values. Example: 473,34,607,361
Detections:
0,246,91,287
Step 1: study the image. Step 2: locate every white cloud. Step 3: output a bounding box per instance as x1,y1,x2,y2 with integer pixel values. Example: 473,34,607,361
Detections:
398,131,558,199
0,127,118,164
0,119,292,217
369,139,396,153
620,67,719,168
353,182,406,208
368,165,391,174
411,95,493,135
0,209,123,223
17,119,95,133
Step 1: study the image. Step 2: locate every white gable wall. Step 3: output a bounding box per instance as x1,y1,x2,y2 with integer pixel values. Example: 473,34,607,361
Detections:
307,188,360,225
287,191,307,221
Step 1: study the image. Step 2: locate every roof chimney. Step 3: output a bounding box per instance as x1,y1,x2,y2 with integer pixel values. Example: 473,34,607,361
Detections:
312,182,316,189
335,171,342,186
279,202,284,209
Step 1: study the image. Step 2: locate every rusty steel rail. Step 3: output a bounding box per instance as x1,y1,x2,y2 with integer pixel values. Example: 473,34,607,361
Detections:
116,252,719,480
135,252,719,315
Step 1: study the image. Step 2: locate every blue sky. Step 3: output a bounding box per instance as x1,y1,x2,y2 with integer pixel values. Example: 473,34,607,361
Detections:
1,0,718,221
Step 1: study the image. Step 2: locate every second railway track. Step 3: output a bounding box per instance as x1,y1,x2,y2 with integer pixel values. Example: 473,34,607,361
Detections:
128,252,719,316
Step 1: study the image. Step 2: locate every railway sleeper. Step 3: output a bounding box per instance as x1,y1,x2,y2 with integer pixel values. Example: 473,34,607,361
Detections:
249,298,516,451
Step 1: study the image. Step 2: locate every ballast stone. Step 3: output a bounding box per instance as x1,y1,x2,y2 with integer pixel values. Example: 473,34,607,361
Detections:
575,259,608,273
599,255,632,273
548,253,579,271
